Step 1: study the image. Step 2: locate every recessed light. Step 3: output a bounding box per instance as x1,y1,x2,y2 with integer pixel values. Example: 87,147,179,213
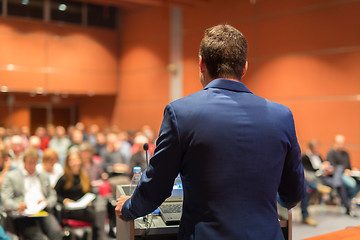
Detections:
1,86,8,93
58,4,67,11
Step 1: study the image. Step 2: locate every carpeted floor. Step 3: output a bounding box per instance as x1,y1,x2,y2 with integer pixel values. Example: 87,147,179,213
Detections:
292,204,360,240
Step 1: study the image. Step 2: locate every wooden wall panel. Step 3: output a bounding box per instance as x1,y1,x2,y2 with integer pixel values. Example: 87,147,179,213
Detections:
0,17,118,95
115,7,170,131
254,52,360,98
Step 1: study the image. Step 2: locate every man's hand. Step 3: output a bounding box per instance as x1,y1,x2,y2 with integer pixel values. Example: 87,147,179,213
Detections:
115,196,131,221
17,202,27,213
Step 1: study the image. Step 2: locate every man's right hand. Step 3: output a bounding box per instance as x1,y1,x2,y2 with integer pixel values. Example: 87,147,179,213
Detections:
17,202,27,212
115,196,131,221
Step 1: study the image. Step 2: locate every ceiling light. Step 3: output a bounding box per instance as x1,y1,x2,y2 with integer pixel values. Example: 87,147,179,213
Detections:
1,86,8,93
58,4,67,11
7,64,15,71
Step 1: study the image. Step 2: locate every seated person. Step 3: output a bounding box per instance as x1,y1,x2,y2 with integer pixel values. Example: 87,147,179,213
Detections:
100,133,130,194
0,145,12,195
79,142,108,238
36,148,64,187
301,140,332,226
326,134,359,216
54,151,103,240
79,142,104,187
1,147,63,240
129,135,151,174
0,145,12,240
100,132,130,176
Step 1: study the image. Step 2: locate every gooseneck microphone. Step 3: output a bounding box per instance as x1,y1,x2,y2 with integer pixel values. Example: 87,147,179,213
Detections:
143,143,149,168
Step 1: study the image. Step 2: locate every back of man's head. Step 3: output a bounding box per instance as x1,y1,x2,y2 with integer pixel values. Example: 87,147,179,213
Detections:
199,24,247,80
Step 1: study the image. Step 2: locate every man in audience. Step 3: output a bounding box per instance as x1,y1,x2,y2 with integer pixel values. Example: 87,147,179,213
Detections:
49,126,71,166
35,127,50,151
94,132,106,156
129,135,149,174
87,124,100,147
29,135,43,160
118,131,132,165
68,129,84,152
301,140,332,226
1,147,63,240
101,132,129,176
8,135,25,169
0,145,12,208
326,134,359,216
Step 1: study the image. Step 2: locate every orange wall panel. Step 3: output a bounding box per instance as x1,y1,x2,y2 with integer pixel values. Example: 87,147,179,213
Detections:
78,96,116,129
48,71,117,94
256,1,360,57
254,52,360,99
0,17,118,95
0,71,46,92
115,7,170,131
0,31,46,66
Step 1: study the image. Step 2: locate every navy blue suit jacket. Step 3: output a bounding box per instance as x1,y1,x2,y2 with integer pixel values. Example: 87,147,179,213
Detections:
122,79,304,240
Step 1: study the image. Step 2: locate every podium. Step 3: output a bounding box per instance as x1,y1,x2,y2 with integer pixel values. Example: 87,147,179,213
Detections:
116,185,292,240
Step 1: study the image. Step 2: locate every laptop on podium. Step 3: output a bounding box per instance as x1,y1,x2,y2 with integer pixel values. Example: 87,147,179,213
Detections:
159,175,183,225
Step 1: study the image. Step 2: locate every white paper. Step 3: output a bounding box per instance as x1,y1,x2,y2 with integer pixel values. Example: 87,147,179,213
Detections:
65,193,96,210
24,201,47,215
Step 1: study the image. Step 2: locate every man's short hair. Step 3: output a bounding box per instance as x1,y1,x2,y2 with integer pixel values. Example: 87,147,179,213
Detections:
23,147,39,161
199,24,248,80
308,139,318,150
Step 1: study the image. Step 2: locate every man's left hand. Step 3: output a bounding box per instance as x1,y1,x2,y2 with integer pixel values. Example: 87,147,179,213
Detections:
115,196,131,221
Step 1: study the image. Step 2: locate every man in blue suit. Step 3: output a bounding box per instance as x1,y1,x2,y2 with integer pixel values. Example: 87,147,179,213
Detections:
116,24,304,240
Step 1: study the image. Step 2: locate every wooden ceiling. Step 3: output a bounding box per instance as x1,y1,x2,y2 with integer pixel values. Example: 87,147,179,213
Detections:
72,0,212,8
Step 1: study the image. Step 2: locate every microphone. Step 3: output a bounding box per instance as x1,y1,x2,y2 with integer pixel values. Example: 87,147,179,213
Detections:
143,143,149,168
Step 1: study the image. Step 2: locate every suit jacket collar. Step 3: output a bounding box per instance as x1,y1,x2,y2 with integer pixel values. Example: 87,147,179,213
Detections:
204,78,252,94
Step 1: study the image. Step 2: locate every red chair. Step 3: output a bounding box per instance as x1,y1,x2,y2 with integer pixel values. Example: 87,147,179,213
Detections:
62,219,92,240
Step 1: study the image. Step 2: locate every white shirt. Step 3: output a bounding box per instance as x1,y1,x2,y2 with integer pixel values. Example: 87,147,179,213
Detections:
22,169,45,210
36,163,64,187
306,150,322,170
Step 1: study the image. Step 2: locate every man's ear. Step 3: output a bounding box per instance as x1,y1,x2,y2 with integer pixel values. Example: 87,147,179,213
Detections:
241,61,248,79
199,56,206,74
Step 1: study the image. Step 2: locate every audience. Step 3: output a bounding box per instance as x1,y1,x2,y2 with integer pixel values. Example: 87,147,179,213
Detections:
6,123,356,236
1,148,63,240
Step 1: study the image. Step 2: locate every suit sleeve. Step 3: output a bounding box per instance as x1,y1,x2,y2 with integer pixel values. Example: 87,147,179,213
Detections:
122,104,182,220
1,173,19,211
278,112,305,209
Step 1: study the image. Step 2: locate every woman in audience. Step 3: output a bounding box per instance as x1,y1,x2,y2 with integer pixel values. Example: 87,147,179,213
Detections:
79,142,103,185
54,151,103,240
36,148,63,187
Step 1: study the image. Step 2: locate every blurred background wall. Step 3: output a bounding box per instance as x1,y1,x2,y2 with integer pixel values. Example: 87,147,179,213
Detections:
0,0,359,165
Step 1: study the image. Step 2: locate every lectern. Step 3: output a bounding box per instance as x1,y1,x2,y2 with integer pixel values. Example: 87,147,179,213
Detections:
116,185,292,240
